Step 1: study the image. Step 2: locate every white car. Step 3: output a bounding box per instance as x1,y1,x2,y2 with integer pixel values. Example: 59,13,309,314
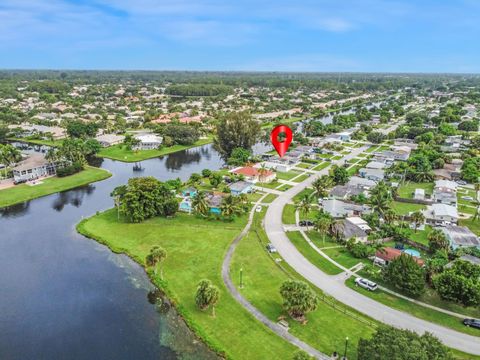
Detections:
256,206,262,212
355,278,378,291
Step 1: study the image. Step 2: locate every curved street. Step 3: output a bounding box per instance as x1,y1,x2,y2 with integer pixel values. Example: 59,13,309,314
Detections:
264,145,480,356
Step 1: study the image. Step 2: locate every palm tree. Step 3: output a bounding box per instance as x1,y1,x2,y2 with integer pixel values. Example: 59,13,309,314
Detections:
192,191,210,217
257,163,269,191
145,246,167,279
368,181,392,216
220,195,241,219
0,144,22,178
383,208,397,225
410,211,425,233
329,221,345,243
428,229,450,253
195,279,220,317
110,185,127,221
314,212,333,245
311,175,333,199
296,194,312,229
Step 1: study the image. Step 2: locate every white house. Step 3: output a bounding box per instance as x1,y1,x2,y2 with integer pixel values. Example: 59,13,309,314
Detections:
12,154,58,182
95,134,125,147
423,203,459,226
433,180,457,206
133,134,163,150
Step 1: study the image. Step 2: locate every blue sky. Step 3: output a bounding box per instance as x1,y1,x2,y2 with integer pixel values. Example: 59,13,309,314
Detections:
0,0,479,72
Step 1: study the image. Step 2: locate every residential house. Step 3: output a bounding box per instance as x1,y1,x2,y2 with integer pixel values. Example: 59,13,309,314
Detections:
228,181,253,196
433,180,457,206
9,124,66,140
231,166,276,183
12,154,58,182
446,255,480,268
347,176,377,190
329,184,366,200
374,247,424,267
133,134,163,150
423,203,459,226
95,134,125,147
339,217,372,243
364,161,388,170
358,168,385,182
433,161,463,181
179,191,225,214
439,225,480,250
321,199,371,218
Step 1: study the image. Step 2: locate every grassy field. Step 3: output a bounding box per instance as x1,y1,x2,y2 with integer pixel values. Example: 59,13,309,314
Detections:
409,226,432,246
262,193,278,203
282,204,297,224
312,162,331,171
391,201,426,215
77,210,301,360
0,166,111,208
398,182,434,199
287,231,342,275
98,137,212,162
292,173,310,183
230,213,375,359
345,278,480,338
293,188,316,203
322,247,368,269
276,171,301,181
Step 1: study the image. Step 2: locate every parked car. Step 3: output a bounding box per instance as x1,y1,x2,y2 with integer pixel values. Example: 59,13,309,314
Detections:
299,220,314,227
355,278,378,291
463,319,480,329
462,196,474,201
256,206,262,212
456,180,467,185
266,244,277,253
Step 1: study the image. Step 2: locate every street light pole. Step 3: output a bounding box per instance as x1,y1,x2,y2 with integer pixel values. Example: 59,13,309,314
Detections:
342,337,349,360
240,267,244,289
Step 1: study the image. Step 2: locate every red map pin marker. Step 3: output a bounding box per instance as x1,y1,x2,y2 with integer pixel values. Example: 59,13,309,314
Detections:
270,124,293,157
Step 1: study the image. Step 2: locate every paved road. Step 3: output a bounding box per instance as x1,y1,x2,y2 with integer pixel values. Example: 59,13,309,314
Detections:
264,146,480,355
221,195,330,360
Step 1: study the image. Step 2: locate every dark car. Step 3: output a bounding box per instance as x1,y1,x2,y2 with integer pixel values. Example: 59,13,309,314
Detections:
299,220,306,226
463,319,480,329
266,243,277,253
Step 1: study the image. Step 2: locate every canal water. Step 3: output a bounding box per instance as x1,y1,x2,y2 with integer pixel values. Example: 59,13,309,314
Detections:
0,143,226,360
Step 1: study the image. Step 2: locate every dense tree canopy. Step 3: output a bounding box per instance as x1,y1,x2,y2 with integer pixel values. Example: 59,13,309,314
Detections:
383,254,425,297
358,326,452,360
112,177,178,223
433,260,480,306
214,111,261,159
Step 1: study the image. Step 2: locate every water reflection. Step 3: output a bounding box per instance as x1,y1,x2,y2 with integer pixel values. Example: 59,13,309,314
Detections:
0,201,30,218
0,142,224,360
165,149,203,171
51,185,96,211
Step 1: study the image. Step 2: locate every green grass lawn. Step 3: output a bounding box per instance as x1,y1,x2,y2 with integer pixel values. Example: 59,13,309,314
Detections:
98,137,212,162
277,184,292,191
312,162,330,171
322,247,368,269
409,226,432,246
262,193,278,203
257,181,281,189
77,210,299,360
296,162,312,169
345,278,480,338
398,181,434,199
0,166,111,208
230,217,374,359
282,204,297,224
332,155,343,160
291,173,310,183
276,170,301,181
247,192,263,202
305,231,340,248
293,188,316,203
287,231,342,275
391,201,426,215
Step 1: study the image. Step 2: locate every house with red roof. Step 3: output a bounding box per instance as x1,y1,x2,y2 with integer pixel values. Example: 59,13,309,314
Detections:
230,166,276,183
373,247,424,267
